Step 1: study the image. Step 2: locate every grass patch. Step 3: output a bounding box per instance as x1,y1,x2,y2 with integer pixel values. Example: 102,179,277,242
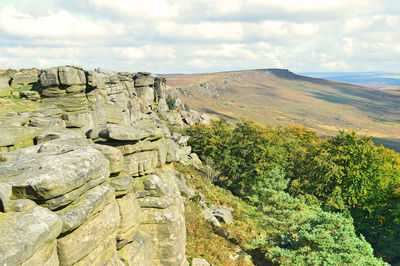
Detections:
0,97,40,113
13,86,31,92
176,163,270,266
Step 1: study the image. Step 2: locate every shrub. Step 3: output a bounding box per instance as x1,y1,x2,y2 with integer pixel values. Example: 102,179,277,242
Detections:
166,94,176,110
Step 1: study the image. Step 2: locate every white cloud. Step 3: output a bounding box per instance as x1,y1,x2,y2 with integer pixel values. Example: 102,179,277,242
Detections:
0,0,398,73
0,5,126,42
87,0,179,20
156,21,244,42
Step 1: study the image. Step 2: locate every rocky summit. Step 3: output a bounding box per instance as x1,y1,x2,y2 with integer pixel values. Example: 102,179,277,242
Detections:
0,66,210,266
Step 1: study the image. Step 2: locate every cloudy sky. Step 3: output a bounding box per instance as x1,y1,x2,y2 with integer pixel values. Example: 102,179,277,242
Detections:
0,0,399,73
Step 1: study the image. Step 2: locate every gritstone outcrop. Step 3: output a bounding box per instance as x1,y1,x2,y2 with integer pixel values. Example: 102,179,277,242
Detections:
0,66,209,266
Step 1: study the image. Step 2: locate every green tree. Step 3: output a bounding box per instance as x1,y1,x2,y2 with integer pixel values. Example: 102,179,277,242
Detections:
292,130,400,263
166,94,176,110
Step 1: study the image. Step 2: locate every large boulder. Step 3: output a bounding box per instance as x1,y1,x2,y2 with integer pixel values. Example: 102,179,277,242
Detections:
58,66,86,86
39,67,59,87
0,205,62,265
154,77,166,103
0,126,43,150
88,123,164,141
9,72,39,89
0,144,110,205
134,73,154,87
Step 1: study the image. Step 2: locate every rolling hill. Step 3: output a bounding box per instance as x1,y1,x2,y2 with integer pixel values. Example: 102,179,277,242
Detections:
162,69,400,151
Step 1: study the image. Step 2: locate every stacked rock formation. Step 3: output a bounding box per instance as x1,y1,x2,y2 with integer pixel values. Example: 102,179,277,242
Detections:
0,66,209,265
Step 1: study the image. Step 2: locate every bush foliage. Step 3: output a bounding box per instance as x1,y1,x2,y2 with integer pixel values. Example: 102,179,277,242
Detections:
186,119,400,264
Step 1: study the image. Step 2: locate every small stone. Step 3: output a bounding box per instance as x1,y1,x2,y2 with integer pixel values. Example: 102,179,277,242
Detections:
192,258,211,266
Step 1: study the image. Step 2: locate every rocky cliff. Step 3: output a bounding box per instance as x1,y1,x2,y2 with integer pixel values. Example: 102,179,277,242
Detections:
0,66,209,266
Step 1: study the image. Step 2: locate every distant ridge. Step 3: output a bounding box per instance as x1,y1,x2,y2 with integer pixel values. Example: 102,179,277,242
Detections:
164,69,400,152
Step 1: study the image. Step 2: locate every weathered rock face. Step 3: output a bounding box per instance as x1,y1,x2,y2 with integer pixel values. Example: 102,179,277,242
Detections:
0,76,10,97
0,65,207,266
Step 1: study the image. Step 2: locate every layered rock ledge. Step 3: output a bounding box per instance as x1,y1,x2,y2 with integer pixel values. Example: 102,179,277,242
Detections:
0,66,208,265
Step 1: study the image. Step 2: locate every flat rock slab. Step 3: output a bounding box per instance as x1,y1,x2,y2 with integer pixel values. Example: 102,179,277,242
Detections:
88,123,164,141
56,184,115,233
0,206,62,266
0,126,43,148
0,145,109,201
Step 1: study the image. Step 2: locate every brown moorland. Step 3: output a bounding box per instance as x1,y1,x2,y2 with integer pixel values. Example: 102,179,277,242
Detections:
163,69,400,151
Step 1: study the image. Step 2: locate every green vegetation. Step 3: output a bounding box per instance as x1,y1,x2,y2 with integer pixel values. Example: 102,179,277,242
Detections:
166,94,176,110
185,119,400,265
184,103,190,112
176,163,264,265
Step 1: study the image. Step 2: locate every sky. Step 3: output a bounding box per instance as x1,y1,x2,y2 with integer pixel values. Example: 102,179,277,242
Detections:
0,0,399,74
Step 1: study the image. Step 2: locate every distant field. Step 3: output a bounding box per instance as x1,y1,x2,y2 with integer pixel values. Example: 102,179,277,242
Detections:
162,69,400,152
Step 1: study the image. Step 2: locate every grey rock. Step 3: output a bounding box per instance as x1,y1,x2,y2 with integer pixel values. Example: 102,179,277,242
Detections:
189,153,203,167
57,201,120,265
200,113,211,125
202,208,221,227
92,143,124,174
73,231,120,266
124,151,158,177
0,76,10,97
118,232,153,266
0,182,12,212
154,77,166,103
134,73,154,87
0,206,62,266
143,174,170,197
66,84,86,93
138,196,172,209
108,176,134,197
7,199,37,212
39,67,59,87
136,86,155,106
192,258,211,266
36,129,87,144
88,123,164,141
19,90,41,101
0,145,110,201
41,175,107,210
9,72,38,89
56,184,115,233
116,192,142,247
210,204,233,225
177,135,190,146
0,126,42,148
58,66,86,86
40,86,66,97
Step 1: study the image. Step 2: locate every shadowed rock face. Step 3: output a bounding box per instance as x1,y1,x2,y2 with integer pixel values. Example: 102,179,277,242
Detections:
0,65,210,266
